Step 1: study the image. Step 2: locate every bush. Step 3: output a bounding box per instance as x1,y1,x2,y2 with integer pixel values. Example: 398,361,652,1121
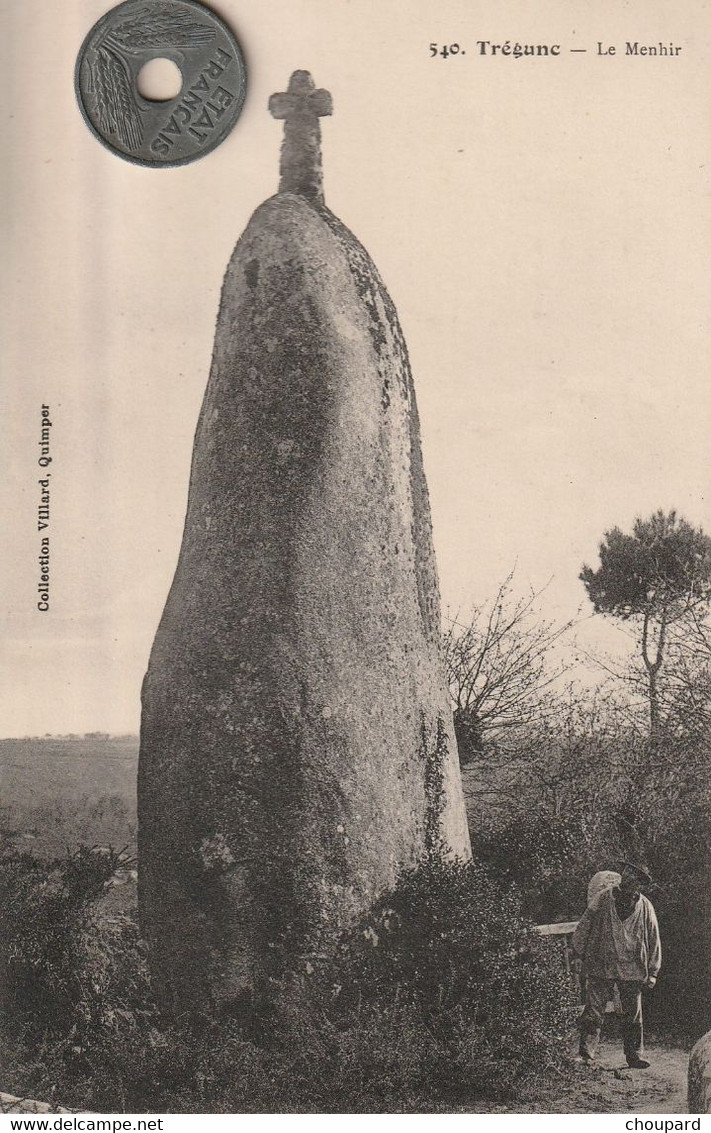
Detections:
0,850,575,1112
0,844,153,1110
319,855,574,1097
634,760,711,1038
470,808,616,924
0,846,145,1034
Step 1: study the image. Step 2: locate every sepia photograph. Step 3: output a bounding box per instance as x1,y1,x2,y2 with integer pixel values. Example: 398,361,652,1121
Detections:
1,0,710,1116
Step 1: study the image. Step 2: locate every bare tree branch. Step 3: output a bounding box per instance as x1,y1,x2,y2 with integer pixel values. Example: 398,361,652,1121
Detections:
443,572,574,766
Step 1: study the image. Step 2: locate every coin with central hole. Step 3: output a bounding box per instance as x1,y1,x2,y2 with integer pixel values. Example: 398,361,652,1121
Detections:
75,0,247,167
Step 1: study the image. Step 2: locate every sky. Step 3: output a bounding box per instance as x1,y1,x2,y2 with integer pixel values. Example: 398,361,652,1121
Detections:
2,0,711,735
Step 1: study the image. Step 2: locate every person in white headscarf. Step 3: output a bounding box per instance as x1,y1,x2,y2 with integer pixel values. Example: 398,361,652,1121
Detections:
573,864,661,1068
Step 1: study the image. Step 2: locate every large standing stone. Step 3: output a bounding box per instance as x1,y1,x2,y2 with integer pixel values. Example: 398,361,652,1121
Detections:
689,1032,711,1113
138,71,471,1011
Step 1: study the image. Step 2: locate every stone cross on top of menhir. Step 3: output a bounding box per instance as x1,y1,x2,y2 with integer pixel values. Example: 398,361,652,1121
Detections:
138,68,471,1015
269,70,333,203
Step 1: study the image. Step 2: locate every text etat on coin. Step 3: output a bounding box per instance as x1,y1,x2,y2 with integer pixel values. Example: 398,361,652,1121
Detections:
75,0,247,167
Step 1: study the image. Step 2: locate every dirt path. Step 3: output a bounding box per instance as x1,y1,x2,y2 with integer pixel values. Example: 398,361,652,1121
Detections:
510,1040,691,1113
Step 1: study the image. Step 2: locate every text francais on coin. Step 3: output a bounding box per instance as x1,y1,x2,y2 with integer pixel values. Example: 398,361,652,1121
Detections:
75,0,247,167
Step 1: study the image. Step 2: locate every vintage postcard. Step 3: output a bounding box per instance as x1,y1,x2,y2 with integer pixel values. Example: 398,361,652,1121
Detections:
1,0,710,1117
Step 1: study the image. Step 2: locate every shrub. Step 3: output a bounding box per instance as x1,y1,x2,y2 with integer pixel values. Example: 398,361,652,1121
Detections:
470,809,613,923
318,855,574,1099
635,772,711,1038
0,846,144,1035
0,849,575,1112
0,844,153,1110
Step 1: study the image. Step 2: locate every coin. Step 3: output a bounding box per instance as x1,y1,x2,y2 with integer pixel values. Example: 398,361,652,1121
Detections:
75,0,247,167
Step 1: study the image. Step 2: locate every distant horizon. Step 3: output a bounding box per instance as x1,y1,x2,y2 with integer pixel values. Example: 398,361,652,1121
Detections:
1,732,138,742
0,588,676,737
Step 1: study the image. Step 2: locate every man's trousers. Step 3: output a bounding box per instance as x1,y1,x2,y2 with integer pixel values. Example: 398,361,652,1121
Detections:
578,976,644,1062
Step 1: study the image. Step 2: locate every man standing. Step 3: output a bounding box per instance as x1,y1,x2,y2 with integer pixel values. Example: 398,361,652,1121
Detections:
572,864,661,1068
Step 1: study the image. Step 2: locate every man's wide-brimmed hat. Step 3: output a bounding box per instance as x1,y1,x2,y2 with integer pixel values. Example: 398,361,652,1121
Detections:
615,860,655,888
